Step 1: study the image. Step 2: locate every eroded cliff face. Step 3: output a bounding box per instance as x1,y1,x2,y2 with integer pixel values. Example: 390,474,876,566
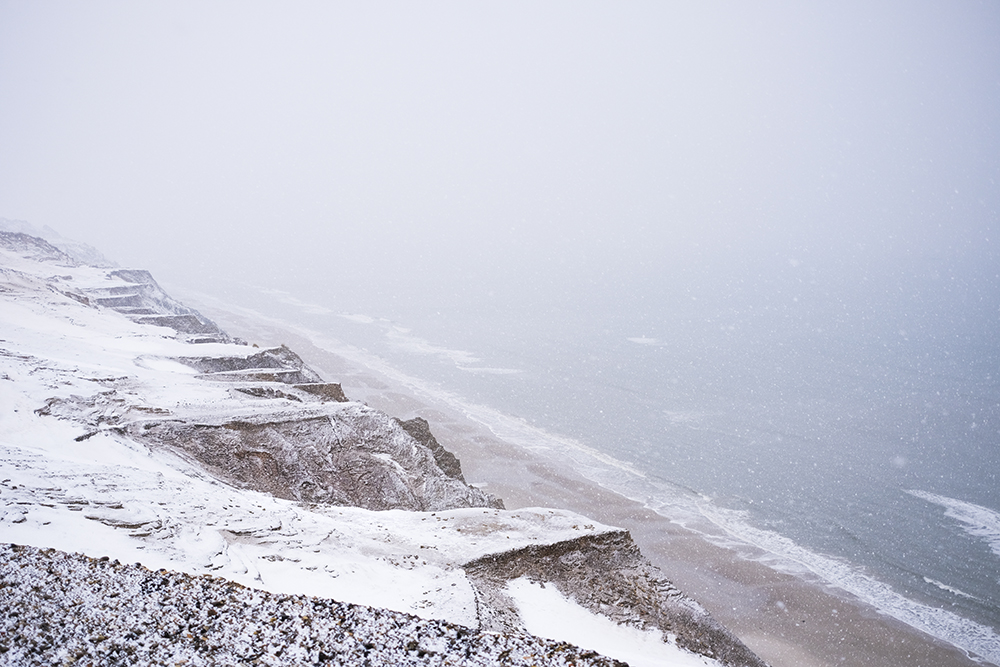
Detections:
1,230,502,514
396,416,468,483
31,336,500,512
129,406,500,512
464,531,768,667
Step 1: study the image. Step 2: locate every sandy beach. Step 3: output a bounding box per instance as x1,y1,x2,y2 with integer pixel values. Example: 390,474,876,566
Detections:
189,298,984,667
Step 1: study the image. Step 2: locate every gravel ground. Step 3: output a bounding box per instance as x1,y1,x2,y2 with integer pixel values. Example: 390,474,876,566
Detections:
0,543,628,667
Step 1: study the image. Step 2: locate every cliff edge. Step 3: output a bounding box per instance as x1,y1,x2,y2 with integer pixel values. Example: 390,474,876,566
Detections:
0,229,767,666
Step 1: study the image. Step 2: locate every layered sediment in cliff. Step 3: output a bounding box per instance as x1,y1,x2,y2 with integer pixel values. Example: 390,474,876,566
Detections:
129,405,501,512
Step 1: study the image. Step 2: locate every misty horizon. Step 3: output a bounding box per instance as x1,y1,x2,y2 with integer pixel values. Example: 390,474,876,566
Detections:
2,2,997,319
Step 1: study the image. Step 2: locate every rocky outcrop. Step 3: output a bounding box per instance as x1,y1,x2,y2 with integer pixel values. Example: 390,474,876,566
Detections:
0,543,627,667
35,368,501,512
396,416,468,483
0,218,115,267
34,336,501,511
2,236,501,513
0,230,77,266
174,345,322,381
129,405,502,512
98,268,231,343
293,382,349,402
464,531,769,667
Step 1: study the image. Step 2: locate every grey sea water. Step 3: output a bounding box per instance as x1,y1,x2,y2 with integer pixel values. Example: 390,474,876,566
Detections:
199,243,1000,661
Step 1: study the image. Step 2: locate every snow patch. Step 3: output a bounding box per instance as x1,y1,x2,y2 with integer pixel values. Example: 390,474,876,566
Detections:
134,356,201,374
507,578,721,667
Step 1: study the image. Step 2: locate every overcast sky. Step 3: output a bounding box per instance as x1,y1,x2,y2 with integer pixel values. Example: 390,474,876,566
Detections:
1,1,998,316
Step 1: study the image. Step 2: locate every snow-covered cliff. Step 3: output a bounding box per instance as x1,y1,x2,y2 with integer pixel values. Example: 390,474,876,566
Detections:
0,230,766,667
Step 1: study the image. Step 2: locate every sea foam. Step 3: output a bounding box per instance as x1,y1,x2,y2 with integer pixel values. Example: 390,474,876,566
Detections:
908,490,1000,559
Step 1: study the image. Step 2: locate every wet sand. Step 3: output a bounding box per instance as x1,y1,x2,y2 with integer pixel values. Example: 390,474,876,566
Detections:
189,299,983,667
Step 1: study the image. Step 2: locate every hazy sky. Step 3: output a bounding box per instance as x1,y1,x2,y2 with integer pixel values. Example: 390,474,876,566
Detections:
1,1,998,314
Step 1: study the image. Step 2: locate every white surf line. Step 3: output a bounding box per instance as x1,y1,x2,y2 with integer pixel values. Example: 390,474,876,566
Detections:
694,502,1000,665
924,577,981,602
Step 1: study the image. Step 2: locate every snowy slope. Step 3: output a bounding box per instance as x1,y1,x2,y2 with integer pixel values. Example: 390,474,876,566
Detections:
0,231,758,667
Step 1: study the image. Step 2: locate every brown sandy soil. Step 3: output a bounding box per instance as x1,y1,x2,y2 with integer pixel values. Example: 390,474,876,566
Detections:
184,297,985,667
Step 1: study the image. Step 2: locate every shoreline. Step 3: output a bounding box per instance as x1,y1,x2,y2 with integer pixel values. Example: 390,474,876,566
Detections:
184,293,986,667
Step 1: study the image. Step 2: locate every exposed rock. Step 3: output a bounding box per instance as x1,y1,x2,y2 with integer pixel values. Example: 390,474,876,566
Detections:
135,313,224,336
464,531,769,667
37,344,499,512
35,391,132,428
0,231,77,266
175,345,320,379
202,368,322,384
100,268,232,343
129,405,502,512
294,382,349,402
0,543,628,667
234,386,303,401
396,416,467,483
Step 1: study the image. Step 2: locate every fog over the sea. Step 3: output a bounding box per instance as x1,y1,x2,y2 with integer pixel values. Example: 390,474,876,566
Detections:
1,1,998,358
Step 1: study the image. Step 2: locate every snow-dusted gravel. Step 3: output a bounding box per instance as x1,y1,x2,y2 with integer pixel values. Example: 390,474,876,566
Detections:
0,542,627,667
